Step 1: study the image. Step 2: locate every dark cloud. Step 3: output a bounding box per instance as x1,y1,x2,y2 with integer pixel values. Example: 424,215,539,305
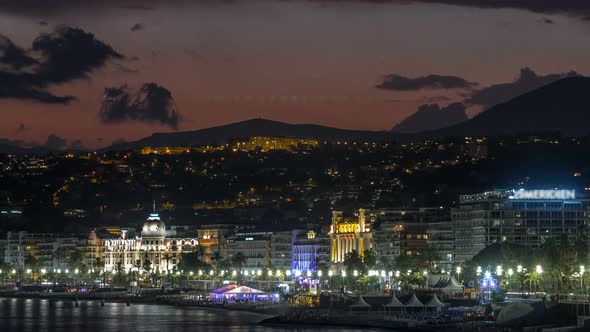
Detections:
131,23,144,32
417,0,590,15
377,74,477,91
538,17,554,24
32,26,123,84
1,1,590,15
39,21,48,26
0,26,123,104
466,67,579,109
392,102,468,133
44,133,68,150
99,83,180,129
0,36,38,70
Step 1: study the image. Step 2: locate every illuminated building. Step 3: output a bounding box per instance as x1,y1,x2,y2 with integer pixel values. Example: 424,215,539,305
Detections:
270,231,292,270
452,189,590,262
231,136,319,153
329,209,372,263
291,229,329,273
226,232,271,269
370,208,449,266
3,231,80,270
197,224,235,263
100,213,199,273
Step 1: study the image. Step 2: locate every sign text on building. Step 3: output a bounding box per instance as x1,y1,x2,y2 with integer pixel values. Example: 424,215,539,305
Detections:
510,189,575,200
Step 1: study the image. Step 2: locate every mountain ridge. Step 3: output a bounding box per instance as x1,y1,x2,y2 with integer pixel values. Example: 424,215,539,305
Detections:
412,76,590,138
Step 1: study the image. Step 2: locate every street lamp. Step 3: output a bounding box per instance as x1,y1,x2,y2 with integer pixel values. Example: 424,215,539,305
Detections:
496,265,503,277
536,265,543,274
456,266,462,281
476,266,482,276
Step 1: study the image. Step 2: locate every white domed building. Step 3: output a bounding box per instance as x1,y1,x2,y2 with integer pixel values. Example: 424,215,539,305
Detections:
101,213,199,273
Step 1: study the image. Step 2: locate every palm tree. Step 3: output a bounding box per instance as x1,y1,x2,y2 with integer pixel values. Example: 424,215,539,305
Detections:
142,259,152,273
68,250,85,271
418,246,441,272
232,252,247,270
94,257,105,288
132,259,142,283
211,251,223,270
54,247,71,270
524,271,543,292
196,245,207,262
162,253,173,273
24,252,41,283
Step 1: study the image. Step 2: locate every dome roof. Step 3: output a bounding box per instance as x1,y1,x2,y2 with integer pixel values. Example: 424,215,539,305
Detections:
88,230,98,241
141,213,166,237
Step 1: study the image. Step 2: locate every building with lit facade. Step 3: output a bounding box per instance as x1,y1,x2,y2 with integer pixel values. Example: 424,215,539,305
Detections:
291,229,330,273
371,208,449,266
197,224,235,264
329,209,372,263
226,232,272,269
452,189,590,262
3,231,80,270
100,213,200,273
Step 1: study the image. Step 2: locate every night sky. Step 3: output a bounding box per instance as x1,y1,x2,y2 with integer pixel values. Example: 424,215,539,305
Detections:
1,0,590,149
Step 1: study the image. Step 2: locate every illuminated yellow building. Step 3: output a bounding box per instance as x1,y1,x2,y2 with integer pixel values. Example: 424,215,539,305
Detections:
232,137,319,152
329,209,372,263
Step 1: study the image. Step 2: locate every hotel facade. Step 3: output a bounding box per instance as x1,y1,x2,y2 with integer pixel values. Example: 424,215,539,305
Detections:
329,209,373,263
451,189,590,262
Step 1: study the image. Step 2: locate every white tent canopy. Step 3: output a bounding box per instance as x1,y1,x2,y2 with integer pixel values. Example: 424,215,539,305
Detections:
429,274,464,292
425,294,445,308
404,293,424,307
385,294,404,308
349,296,371,308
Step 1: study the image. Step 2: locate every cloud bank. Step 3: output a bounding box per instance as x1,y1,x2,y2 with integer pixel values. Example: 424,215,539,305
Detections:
377,74,477,91
0,26,123,104
99,83,180,129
